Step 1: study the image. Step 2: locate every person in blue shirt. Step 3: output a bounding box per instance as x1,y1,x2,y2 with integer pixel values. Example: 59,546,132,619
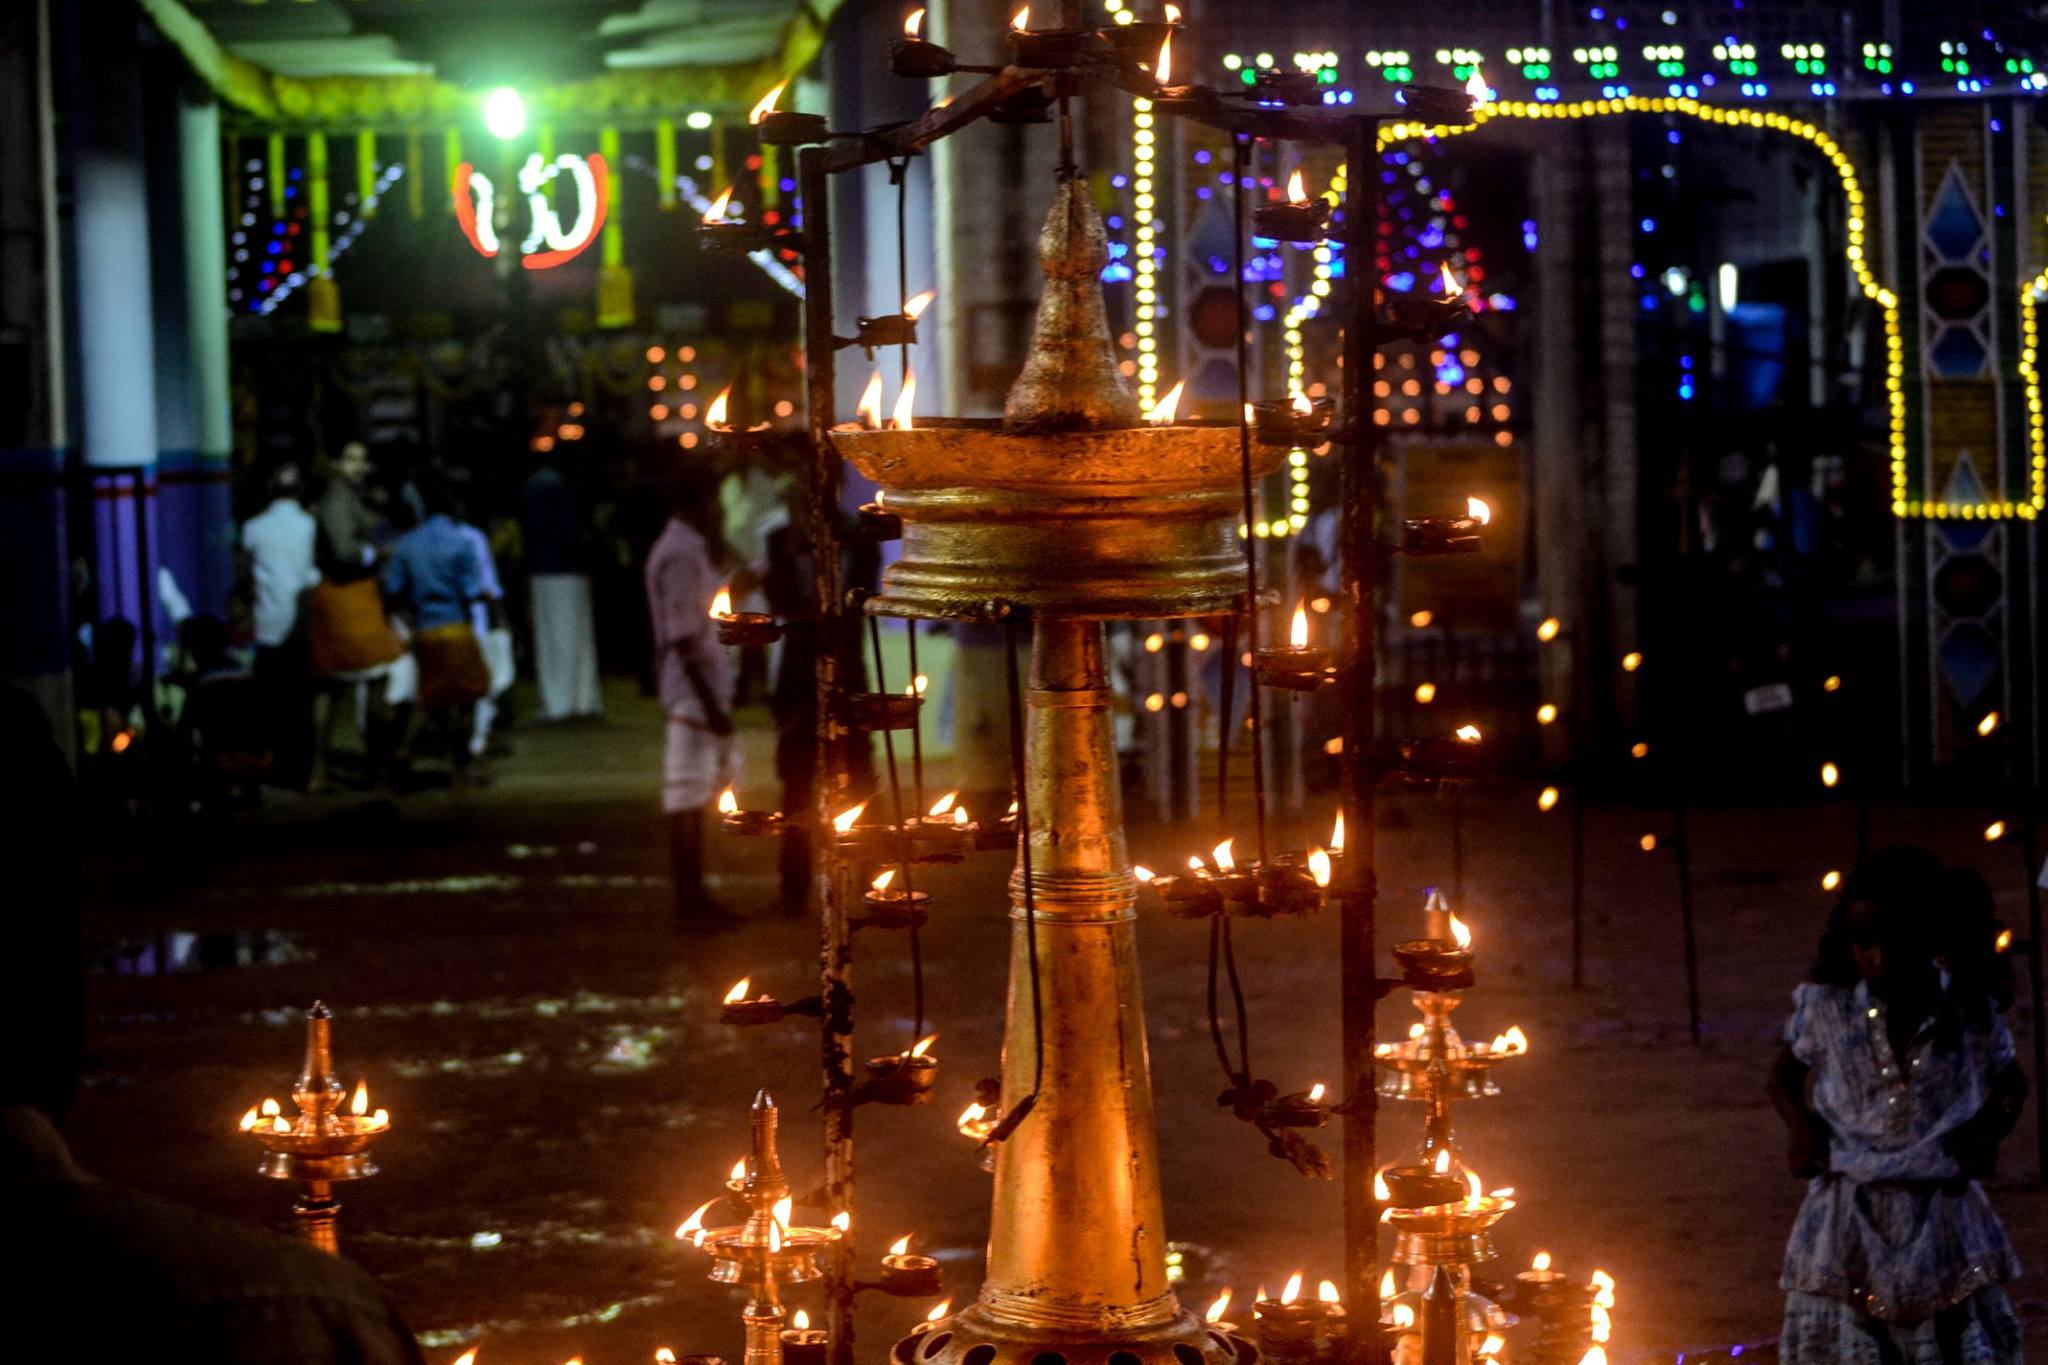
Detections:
382,472,491,788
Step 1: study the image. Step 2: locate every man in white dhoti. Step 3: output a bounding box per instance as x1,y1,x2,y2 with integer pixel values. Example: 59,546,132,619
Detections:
646,472,739,928
521,454,602,720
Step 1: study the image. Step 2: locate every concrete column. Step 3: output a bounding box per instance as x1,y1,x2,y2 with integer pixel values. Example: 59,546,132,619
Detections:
147,79,235,620
0,0,74,739
1590,118,1639,735
68,0,161,665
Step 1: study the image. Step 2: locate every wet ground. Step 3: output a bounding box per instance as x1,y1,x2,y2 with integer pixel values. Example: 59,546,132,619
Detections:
71,682,2047,1364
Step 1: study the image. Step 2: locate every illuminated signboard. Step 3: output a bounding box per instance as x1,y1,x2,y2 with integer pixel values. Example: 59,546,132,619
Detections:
453,152,609,269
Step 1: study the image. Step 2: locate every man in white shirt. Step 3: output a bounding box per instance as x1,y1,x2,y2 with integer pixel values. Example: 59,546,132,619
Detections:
239,464,321,787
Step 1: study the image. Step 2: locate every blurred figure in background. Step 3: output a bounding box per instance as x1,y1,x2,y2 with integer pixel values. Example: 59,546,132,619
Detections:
646,468,738,929
306,442,404,792
449,479,513,761
238,461,319,787
382,472,489,789
521,448,602,722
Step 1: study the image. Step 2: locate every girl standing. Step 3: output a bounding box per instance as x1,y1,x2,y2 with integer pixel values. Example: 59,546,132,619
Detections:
1769,847,2027,1364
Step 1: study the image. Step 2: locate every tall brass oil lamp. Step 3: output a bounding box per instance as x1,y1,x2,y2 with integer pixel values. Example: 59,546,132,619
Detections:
236,1001,389,1255
834,175,1279,1365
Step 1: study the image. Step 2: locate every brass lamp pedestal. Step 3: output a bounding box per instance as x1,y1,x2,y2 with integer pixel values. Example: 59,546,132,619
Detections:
839,179,1276,1365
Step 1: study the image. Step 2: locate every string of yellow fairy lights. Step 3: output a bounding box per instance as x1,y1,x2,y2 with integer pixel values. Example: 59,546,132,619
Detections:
1383,94,2042,521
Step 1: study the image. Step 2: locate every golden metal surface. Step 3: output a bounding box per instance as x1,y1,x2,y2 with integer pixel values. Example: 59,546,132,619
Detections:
1003,178,1140,432
834,423,1279,621
901,623,1250,1365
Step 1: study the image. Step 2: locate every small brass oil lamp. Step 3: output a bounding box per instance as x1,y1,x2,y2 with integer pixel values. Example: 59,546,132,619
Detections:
1251,170,1330,244
1254,602,1334,691
1249,393,1336,448
719,786,787,837
237,1002,389,1255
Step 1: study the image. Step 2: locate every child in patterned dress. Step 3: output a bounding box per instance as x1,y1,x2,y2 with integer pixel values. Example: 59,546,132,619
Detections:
1768,847,2027,1365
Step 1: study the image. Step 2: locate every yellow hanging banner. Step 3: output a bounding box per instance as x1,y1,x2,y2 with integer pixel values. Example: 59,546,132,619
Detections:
267,132,285,219
406,129,424,217
537,124,555,205
596,125,633,328
307,132,340,333
656,117,677,210
356,130,377,216
444,127,462,207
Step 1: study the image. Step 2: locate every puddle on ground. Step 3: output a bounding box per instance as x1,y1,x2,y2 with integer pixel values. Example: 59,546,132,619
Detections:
91,929,308,978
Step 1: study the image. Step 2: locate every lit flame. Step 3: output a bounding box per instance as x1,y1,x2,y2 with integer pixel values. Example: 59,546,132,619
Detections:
889,1235,912,1256
794,1311,811,1331
1307,1082,1326,1103
904,290,936,320
911,673,928,695
676,1200,714,1239
1455,724,1482,743
718,786,739,815
1331,810,1345,854
1479,1333,1505,1357
959,1101,987,1129
910,1033,938,1058
1374,1169,1391,1202
1996,927,2014,952
831,1211,850,1232
1145,379,1186,424
749,83,787,125
238,1106,259,1131
1163,2,1181,18
731,1158,748,1182
1492,1025,1528,1055
893,374,917,430
1466,496,1491,524
1211,838,1236,874
1205,1290,1231,1323
872,869,896,894
1010,5,1029,30
704,186,735,223
261,1098,282,1117
1432,1148,1452,1175
1286,169,1309,206
1440,262,1460,298
1156,32,1173,85
833,802,867,834
706,386,732,430
1579,1345,1608,1364
952,807,968,826
1279,1272,1304,1305
1380,1270,1396,1299
772,1196,793,1229
352,1080,369,1117
768,1221,783,1253
925,791,960,820
1318,1280,1340,1304
1292,389,1314,415
1464,1169,1483,1207
724,978,752,1005
1188,856,1205,873
927,1300,951,1323
371,1108,389,1128
1590,1269,1616,1308
1290,605,1309,649
1538,786,1560,811
659,1351,678,1364
272,1116,290,1133
1979,711,2001,736
1538,616,1561,642
454,1352,479,1365
1986,820,2007,842
1622,651,1644,672
1391,1304,1417,1329
1465,66,1488,104
1448,913,1472,949
1532,1250,1552,1272
710,586,734,619
1308,848,1332,888
1821,761,1840,788
1591,1304,1612,1343
1822,869,1842,892
857,371,885,429
904,8,924,38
